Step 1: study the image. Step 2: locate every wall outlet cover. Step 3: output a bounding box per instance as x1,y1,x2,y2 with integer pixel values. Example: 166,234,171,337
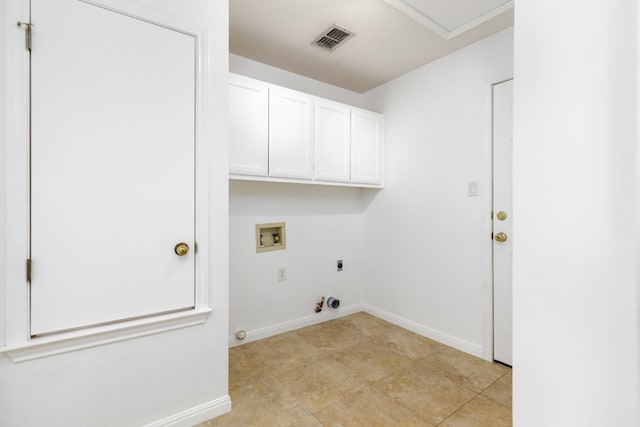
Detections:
278,267,287,281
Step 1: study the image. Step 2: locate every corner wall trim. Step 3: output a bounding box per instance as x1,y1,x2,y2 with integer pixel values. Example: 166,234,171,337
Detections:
362,304,483,358
143,395,232,427
229,303,365,347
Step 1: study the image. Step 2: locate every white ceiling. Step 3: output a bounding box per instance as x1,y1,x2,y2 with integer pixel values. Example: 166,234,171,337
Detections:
230,0,514,93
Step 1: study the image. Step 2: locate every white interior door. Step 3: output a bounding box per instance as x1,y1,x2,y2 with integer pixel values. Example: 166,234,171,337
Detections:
30,0,196,335
493,79,513,366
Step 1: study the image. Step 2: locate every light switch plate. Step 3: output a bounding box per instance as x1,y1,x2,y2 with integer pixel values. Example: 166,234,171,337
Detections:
467,180,479,197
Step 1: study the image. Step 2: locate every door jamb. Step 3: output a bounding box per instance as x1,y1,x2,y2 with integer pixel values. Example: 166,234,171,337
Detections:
483,77,514,362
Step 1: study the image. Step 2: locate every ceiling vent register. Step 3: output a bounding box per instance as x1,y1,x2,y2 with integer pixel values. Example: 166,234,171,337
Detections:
313,25,355,52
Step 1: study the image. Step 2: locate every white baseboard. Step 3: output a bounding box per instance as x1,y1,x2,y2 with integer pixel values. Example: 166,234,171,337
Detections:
228,302,484,358
362,304,483,358
229,303,365,347
143,395,232,427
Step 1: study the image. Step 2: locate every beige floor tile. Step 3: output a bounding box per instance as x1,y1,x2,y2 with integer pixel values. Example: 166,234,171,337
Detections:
419,347,509,392
212,376,311,427
276,357,369,412
228,345,267,392
229,343,261,366
369,327,443,361
313,386,432,427
295,414,324,426
481,371,512,408
331,312,400,337
211,313,513,427
440,395,512,427
297,320,368,356
247,332,319,375
328,340,414,383
375,362,477,425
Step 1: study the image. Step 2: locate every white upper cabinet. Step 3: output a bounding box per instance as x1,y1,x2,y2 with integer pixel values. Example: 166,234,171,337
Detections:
351,109,383,185
227,73,383,187
268,87,315,180
229,75,269,176
315,100,351,183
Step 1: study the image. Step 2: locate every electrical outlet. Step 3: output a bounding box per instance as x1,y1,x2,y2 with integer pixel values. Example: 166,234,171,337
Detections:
337,260,343,272
278,267,287,281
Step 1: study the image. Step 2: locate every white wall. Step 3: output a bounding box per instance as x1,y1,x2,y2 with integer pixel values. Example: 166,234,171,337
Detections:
230,53,362,106
0,1,230,426
228,57,372,343
513,1,639,425
360,29,513,356
230,30,514,356
229,181,371,342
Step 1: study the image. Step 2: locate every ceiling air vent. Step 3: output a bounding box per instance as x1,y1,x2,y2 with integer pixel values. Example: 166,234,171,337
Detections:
313,25,355,52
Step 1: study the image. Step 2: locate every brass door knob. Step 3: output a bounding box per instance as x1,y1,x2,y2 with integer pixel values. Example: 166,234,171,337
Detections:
174,242,189,256
494,232,508,243
496,211,507,221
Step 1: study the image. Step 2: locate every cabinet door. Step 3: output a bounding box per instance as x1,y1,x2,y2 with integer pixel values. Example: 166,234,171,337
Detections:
30,0,196,335
269,87,315,179
229,74,269,176
315,100,351,182
351,109,383,185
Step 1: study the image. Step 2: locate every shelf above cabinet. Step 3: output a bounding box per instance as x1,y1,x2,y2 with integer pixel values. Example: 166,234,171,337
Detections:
229,173,383,189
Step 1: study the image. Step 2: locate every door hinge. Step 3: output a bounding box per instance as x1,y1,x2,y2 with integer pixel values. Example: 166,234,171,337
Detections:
26,258,32,283
17,21,33,51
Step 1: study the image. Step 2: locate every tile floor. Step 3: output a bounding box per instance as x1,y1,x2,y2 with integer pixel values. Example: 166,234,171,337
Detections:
196,312,512,427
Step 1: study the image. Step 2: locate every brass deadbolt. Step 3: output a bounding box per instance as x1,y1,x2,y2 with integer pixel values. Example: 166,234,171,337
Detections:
494,232,508,243
496,211,507,221
174,242,189,256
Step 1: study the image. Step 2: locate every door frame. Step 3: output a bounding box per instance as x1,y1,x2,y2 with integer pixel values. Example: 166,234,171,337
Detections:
0,0,213,359
482,77,514,362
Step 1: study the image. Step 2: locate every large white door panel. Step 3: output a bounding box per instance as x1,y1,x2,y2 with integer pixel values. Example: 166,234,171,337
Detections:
30,0,196,335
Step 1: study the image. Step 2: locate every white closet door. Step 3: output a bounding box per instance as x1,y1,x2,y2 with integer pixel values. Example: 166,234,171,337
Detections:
351,109,383,185
315,100,351,182
268,87,315,179
229,74,269,176
493,79,514,366
30,0,196,335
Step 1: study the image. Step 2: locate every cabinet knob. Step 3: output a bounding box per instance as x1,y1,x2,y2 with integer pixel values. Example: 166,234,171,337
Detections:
174,242,189,256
